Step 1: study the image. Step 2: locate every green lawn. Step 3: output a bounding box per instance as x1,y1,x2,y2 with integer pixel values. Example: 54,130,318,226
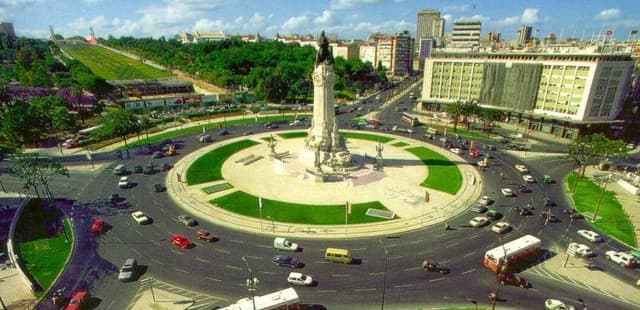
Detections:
187,140,259,185
392,141,410,147
15,200,72,297
61,45,173,80
278,132,308,139
341,132,393,143
566,173,636,247
211,191,393,224
406,146,462,195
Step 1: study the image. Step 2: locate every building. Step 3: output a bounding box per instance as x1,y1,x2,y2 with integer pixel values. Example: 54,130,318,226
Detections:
421,53,634,138
450,20,482,49
416,38,433,70
180,31,227,44
375,31,413,76
359,44,377,66
416,9,445,41
330,42,359,60
517,25,533,46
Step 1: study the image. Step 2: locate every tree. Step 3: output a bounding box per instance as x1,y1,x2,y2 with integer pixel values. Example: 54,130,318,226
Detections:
6,152,70,199
461,101,480,131
95,108,139,155
446,101,465,132
567,133,628,192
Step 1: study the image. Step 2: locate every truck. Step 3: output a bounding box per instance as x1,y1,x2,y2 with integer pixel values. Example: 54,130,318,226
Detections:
274,237,299,251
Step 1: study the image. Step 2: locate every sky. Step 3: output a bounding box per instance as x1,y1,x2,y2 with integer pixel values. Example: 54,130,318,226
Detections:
1,0,639,41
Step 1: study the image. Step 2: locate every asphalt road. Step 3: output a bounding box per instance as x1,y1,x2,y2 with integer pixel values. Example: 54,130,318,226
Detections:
2,85,639,309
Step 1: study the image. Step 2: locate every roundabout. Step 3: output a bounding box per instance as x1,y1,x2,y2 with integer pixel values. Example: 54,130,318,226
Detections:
167,131,483,238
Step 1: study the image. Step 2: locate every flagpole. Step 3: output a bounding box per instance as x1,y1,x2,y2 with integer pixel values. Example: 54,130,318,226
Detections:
259,197,263,231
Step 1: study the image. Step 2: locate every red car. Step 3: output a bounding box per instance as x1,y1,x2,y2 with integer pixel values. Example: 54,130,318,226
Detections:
65,291,90,310
91,219,103,233
470,149,482,158
496,272,530,288
171,234,192,249
197,230,216,242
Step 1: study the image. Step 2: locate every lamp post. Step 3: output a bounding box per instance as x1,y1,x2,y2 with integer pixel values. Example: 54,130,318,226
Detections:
266,216,275,235
592,174,612,222
378,240,389,310
241,256,258,310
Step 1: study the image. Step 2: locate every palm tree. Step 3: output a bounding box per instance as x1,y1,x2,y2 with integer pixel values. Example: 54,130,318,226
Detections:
446,101,464,132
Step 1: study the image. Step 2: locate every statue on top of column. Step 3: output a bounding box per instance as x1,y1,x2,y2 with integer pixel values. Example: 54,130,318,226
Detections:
314,31,334,66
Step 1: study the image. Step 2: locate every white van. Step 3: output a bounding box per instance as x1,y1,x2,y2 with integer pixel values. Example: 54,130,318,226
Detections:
113,164,127,175
274,237,299,251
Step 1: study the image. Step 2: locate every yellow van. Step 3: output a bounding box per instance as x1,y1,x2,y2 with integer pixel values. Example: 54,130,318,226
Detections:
324,248,352,264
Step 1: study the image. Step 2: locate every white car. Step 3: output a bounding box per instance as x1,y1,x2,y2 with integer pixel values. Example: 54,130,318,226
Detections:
577,229,602,243
515,164,529,173
449,147,462,154
477,160,488,167
118,176,131,188
501,188,515,197
479,196,494,205
545,299,575,310
287,272,313,286
491,222,510,234
605,250,637,267
469,216,489,227
131,211,150,224
568,243,594,257
522,175,535,183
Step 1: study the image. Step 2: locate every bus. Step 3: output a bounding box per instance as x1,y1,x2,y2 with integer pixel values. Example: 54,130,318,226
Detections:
401,112,419,126
483,234,541,273
77,125,102,138
221,287,300,310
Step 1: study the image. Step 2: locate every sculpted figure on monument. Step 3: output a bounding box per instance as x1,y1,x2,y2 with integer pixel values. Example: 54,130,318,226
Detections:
314,31,334,66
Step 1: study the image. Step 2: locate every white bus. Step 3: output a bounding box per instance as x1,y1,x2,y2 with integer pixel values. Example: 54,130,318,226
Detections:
483,234,541,273
221,287,300,310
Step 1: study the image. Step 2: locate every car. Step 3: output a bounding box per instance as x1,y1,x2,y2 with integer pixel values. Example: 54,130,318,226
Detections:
218,129,230,135
268,124,279,129
151,151,163,159
421,261,450,274
540,211,560,223
287,272,313,286
543,197,556,207
605,251,638,267
118,258,138,282
496,272,530,288
65,291,90,310
514,205,533,216
515,164,529,173
197,229,216,242
543,175,554,184
199,134,213,143
263,122,273,127
131,210,150,224
118,176,131,188
577,229,602,243
501,188,515,197
491,222,510,234
522,174,535,183
568,243,594,257
486,209,502,220
132,165,143,174
171,234,192,249
470,149,482,157
143,163,154,174
564,208,583,219
178,215,197,226
242,131,254,136
154,183,166,192
469,216,489,227
477,160,488,167
62,138,76,149
162,162,172,171
91,219,104,233
449,147,463,154
272,255,301,268
516,184,531,193
470,204,487,213
545,299,575,310
479,196,493,205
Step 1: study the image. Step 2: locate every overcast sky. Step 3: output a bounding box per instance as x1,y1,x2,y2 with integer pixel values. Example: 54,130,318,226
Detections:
2,0,639,41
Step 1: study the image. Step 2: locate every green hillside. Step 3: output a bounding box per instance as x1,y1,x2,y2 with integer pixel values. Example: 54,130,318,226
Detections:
61,45,174,80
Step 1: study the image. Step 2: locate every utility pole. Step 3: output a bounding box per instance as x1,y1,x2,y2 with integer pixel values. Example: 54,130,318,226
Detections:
241,256,258,310
378,240,389,310
592,174,612,222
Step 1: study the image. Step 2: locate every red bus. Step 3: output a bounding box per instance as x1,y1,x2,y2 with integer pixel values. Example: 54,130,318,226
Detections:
483,235,541,273
401,112,419,126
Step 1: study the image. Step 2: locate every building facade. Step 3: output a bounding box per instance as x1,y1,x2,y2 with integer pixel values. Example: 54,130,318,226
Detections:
450,20,482,49
330,42,359,60
359,44,377,67
421,53,634,138
517,25,533,46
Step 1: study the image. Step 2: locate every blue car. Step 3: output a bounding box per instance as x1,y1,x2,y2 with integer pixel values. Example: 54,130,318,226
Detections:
272,255,301,268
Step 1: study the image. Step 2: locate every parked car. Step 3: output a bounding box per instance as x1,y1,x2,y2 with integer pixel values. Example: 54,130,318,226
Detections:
171,234,192,249
421,260,450,274
522,174,535,183
118,176,131,188
486,209,502,220
577,229,602,243
199,134,213,143
564,208,583,219
287,272,313,286
132,165,143,174
470,204,488,213
545,299,575,310
178,215,197,226
491,222,510,234
197,230,216,242
131,210,150,225
469,216,489,227
568,243,594,257
479,196,494,205
501,188,515,197
515,164,529,173
91,219,104,233
496,272,530,288
272,255,302,268
470,149,482,158
605,251,638,267
143,163,154,174
118,258,138,282
65,291,90,310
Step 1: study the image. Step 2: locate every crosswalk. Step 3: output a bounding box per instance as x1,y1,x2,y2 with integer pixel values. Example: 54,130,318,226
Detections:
129,277,229,310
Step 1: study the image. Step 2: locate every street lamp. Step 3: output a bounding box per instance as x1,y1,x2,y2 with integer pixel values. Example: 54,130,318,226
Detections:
378,239,389,310
592,174,613,222
266,216,275,235
241,256,258,310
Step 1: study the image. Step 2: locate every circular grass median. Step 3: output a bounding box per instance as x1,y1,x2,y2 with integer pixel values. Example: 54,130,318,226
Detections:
186,139,259,185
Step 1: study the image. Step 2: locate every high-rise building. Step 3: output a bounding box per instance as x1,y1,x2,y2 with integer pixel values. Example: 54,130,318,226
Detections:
450,20,482,49
359,44,377,66
374,31,414,76
517,25,533,46
417,9,445,40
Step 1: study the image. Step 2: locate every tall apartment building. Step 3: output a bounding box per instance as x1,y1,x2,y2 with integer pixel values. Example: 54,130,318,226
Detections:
421,53,633,138
450,20,482,49
416,9,445,40
330,42,359,60
375,32,413,76
359,44,377,66
517,25,533,46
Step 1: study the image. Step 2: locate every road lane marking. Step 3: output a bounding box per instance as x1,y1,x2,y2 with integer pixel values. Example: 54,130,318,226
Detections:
151,259,164,265
468,234,479,239
230,239,244,244
463,252,475,258
369,272,384,276
256,244,271,249
196,257,210,263
461,268,476,275
404,267,421,272
170,249,184,255
354,288,376,292
393,284,415,288
316,290,337,293
131,248,142,256
351,247,366,251
445,242,459,248
150,240,162,246
105,300,115,310
215,248,231,254
244,255,263,260
258,271,276,275
205,277,222,282
158,207,167,214
331,274,352,277
440,259,450,264
226,265,242,270
175,267,190,274
135,230,143,236
388,255,403,260
429,277,445,282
